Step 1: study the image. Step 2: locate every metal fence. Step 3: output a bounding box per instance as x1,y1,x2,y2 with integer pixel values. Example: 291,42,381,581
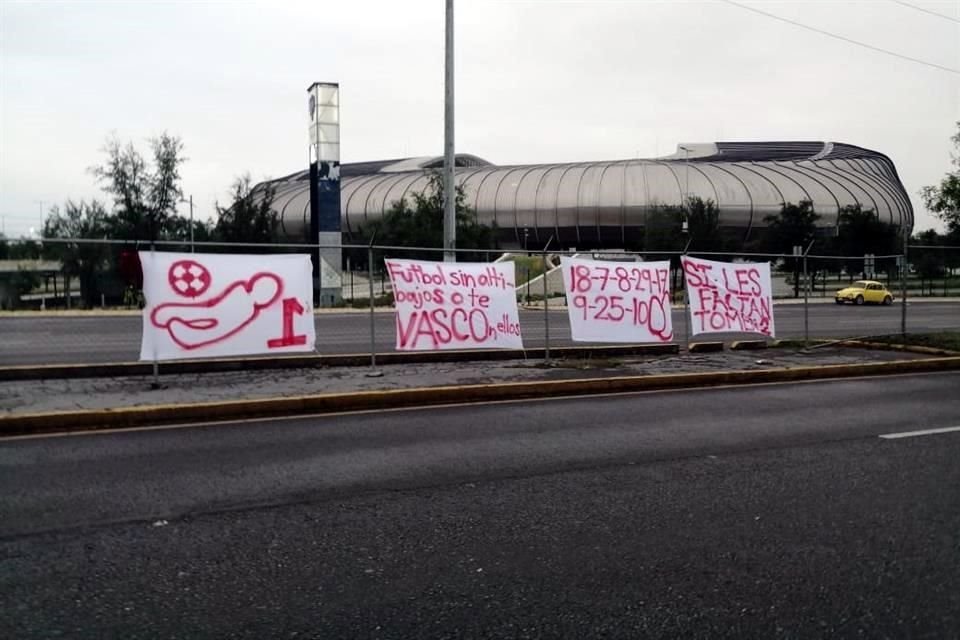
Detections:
1,238,958,368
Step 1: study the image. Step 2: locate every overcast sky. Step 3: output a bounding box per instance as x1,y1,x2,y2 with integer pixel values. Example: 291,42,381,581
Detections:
1,0,958,238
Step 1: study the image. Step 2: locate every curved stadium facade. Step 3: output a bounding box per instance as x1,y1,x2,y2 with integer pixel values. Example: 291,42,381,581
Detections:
265,141,913,249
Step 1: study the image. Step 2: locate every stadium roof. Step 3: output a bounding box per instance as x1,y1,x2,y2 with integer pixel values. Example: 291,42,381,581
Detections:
264,141,912,248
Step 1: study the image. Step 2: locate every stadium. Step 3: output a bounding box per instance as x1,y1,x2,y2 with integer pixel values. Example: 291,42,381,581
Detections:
262,141,913,249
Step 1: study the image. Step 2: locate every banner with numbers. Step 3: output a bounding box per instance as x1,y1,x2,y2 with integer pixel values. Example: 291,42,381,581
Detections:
139,251,315,361
560,256,674,343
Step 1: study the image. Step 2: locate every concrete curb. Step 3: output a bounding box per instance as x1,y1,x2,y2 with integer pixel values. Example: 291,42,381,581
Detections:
0,344,680,382
3,356,959,437
730,340,769,350
688,342,724,353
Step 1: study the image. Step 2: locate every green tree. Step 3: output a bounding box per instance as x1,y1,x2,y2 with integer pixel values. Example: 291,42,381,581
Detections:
643,205,684,254
643,205,685,293
165,214,215,247
213,175,279,248
912,229,945,296
921,122,960,240
11,268,40,298
2,238,41,260
358,172,497,262
43,201,112,308
764,200,820,297
835,204,900,280
684,196,726,253
90,133,186,242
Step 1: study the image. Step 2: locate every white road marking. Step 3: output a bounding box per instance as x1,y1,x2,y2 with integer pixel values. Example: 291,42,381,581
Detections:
879,426,960,440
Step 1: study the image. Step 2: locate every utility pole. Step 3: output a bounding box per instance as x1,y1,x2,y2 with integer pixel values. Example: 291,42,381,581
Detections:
443,0,456,262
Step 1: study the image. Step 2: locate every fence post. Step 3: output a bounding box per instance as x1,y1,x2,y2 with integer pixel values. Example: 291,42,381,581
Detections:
542,236,554,364
150,242,160,389
367,244,382,377
804,250,811,346
901,232,908,337
943,246,948,298
803,253,809,348
347,256,353,303
681,239,692,352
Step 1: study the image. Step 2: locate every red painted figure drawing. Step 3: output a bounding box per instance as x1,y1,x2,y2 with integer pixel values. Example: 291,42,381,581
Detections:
151,270,284,350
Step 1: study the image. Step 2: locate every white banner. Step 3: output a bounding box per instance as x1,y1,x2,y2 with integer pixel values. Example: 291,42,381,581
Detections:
560,256,673,343
139,251,316,361
682,256,775,337
385,259,523,351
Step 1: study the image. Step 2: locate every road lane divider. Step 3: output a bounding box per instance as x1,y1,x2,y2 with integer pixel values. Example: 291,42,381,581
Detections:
879,426,960,440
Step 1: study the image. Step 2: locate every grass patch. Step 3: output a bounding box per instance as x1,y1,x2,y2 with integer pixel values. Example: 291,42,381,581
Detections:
866,332,960,352
518,357,626,370
507,255,547,284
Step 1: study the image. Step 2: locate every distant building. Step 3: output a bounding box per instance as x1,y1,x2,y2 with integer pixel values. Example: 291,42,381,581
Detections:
260,141,913,249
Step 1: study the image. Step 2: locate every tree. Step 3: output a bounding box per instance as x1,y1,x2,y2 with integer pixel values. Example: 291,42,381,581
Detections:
911,229,948,296
90,133,186,242
11,268,40,298
643,205,684,254
764,200,820,297
213,175,279,247
166,214,215,247
357,172,497,262
1,238,41,260
835,204,900,280
921,122,960,240
684,196,725,253
642,205,685,292
43,201,112,308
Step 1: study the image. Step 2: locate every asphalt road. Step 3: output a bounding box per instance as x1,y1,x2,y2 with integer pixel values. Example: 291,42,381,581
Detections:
1,301,958,366
2,373,959,637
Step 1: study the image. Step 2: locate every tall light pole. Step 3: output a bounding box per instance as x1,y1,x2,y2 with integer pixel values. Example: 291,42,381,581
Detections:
34,200,45,241
678,145,691,234
523,227,530,301
180,195,194,253
443,0,456,262
34,199,46,311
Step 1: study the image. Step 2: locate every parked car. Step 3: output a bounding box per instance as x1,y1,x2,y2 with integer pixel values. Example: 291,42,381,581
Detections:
835,280,894,305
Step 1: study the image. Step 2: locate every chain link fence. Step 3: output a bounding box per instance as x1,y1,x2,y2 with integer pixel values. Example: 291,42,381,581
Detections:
1,238,958,367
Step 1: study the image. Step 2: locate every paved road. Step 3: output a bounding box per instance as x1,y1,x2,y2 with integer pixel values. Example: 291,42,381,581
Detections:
2,373,959,637
1,301,958,366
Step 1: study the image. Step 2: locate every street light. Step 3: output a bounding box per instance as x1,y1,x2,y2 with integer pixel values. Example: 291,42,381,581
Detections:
180,195,194,253
678,145,692,234
33,199,45,242
523,227,530,302
33,200,46,310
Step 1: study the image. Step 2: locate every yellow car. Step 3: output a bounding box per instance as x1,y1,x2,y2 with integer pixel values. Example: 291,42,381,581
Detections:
835,280,894,305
